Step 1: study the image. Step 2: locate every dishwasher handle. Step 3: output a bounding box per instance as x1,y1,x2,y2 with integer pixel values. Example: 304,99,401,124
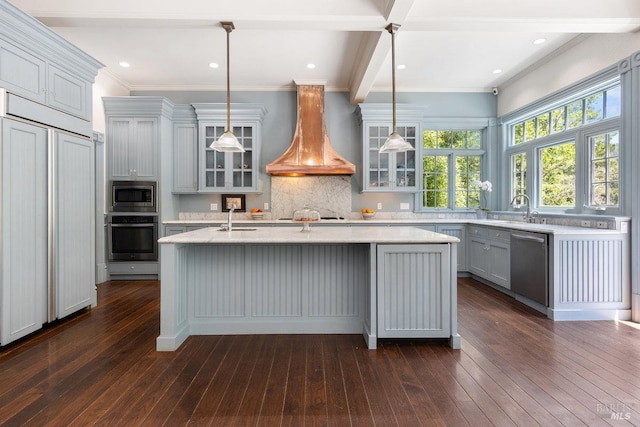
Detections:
511,233,546,243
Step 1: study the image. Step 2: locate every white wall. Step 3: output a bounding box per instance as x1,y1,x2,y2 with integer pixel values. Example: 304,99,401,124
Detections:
498,33,640,117
92,71,129,132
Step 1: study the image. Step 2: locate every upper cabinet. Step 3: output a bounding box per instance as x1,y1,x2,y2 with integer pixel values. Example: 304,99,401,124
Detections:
104,97,174,182
172,105,198,193
107,117,158,180
192,103,267,193
356,104,424,193
0,3,101,121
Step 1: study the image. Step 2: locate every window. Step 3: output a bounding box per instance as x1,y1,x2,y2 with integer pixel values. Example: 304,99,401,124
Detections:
539,141,576,207
589,130,619,207
505,80,621,213
421,129,484,210
510,85,620,145
511,152,527,198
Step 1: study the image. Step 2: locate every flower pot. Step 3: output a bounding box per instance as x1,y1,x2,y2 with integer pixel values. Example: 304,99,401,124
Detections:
476,209,488,219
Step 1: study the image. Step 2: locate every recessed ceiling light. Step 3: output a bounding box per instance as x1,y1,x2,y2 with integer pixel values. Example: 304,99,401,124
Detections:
397,64,406,70
493,69,502,74
119,61,130,68
306,63,316,69
209,62,219,69
533,38,546,45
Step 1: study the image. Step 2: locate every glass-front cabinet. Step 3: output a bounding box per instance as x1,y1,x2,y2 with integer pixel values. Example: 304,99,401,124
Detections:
193,103,266,193
202,124,255,190
366,125,417,191
356,104,423,192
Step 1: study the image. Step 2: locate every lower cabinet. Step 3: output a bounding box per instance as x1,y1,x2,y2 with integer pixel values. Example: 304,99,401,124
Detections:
436,224,466,271
468,225,510,289
377,244,452,339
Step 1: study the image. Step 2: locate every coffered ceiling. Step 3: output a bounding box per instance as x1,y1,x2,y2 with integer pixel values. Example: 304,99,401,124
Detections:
9,0,640,102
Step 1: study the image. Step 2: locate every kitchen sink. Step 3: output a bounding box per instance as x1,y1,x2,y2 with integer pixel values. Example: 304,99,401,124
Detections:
217,227,257,231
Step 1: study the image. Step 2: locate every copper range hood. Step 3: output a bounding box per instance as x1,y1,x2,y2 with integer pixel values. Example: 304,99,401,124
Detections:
266,83,355,176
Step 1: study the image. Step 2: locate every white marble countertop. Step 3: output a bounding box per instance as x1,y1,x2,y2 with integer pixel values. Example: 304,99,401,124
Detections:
158,225,460,244
162,218,625,235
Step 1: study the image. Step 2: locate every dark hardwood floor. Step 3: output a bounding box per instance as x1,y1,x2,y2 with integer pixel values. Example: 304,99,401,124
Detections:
1,277,639,426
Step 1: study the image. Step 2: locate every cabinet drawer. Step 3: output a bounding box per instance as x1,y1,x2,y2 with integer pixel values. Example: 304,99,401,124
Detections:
468,226,488,238
109,262,158,275
488,228,510,242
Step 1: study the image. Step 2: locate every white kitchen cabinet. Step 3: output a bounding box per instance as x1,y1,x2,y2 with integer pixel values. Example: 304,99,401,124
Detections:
172,122,198,193
468,225,510,289
0,40,92,121
436,224,466,271
1,121,97,346
377,244,452,339
356,104,426,192
363,125,418,191
55,131,95,318
192,103,266,193
0,119,48,345
107,117,158,181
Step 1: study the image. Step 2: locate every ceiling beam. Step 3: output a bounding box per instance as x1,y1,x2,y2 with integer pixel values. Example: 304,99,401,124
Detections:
349,0,414,104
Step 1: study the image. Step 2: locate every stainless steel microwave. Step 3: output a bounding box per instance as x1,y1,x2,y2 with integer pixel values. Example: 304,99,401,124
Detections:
109,181,157,212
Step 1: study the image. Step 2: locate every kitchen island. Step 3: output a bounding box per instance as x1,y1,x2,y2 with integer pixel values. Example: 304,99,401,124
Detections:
156,226,459,351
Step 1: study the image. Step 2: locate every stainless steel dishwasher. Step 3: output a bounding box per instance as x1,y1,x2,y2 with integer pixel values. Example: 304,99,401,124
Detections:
510,231,548,306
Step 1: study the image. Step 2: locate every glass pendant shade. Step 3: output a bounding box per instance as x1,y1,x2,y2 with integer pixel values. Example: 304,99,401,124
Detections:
379,131,414,153
379,23,414,154
210,129,243,152
210,21,245,153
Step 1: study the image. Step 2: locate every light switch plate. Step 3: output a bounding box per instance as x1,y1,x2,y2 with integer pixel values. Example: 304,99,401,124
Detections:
210,203,218,211
400,203,410,210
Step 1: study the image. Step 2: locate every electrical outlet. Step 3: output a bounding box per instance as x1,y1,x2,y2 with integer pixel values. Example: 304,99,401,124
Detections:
210,203,218,211
596,221,608,229
400,203,410,210
377,202,382,210
264,202,270,211
580,220,590,227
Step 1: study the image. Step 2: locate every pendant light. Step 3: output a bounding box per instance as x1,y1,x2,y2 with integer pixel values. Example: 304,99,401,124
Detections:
379,23,414,154
210,21,245,152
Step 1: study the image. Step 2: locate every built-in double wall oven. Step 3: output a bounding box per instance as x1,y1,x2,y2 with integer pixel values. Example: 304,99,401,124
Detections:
107,181,158,262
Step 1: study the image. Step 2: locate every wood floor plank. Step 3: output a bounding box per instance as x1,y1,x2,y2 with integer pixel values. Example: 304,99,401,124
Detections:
0,279,638,426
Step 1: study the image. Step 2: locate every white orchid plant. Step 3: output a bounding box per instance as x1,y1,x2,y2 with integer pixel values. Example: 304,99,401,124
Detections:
471,180,492,210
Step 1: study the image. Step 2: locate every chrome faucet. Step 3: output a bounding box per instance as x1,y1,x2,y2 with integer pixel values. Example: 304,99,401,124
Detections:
226,203,236,231
510,194,530,221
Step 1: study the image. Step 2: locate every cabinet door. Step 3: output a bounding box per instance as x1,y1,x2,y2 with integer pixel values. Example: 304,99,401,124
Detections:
55,132,95,318
0,40,46,103
364,125,417,192
200,123,257,192
488,241,510,289
468,236,489,278
132,118,157,179
377,244,451,338
1,119,47,345
366,125,391,189
107,117,132,180
107,117,157,180
47,64,90,120
173,123,198,192
200,123,227,190
437,224,466,271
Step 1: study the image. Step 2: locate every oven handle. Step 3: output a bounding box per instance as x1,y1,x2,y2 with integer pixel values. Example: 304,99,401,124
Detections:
109,223,157,228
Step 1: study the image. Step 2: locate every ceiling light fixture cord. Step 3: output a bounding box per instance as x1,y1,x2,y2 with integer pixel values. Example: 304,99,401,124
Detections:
225,22,232,133
379,23,414,154
210,22,245,152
